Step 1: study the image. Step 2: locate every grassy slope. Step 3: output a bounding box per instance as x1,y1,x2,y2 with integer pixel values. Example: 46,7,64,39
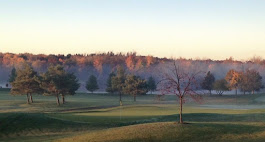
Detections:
1,90,265,141
53,105,265,142
53,94,265,142
57,122,265,142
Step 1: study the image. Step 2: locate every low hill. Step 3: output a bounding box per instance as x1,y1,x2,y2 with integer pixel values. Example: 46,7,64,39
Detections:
55,122,265,142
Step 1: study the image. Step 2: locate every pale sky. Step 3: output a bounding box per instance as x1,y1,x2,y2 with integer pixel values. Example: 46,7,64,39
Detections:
1,0,265,60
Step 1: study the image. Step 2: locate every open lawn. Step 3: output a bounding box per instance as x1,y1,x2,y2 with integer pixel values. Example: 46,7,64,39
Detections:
1,90,265,142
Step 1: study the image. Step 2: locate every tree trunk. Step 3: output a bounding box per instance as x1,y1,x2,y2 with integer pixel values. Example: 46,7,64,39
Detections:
26,94,30,104
30,93,33,103
62,95,65,104
235,88,238,95
209,90,212,95
252,90,254,95
56,95,60,106
179,96,183,124
134,95,136,102
119,93,122,106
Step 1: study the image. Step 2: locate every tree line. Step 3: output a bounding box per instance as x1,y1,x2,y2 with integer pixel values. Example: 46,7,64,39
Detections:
89,65,157,104
8,63,157,105
6,61,264,124
202,69,263,95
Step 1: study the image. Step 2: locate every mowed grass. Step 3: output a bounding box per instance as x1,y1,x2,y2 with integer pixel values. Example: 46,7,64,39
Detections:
1,90,265,141
57,122,265,142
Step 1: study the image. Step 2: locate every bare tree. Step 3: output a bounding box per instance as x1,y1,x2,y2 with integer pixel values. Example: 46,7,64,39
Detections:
159,61,203,124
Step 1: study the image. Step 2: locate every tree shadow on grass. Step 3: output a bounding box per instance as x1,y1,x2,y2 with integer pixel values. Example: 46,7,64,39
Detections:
0,113,90,138
2,112,265,140
158,113,265,123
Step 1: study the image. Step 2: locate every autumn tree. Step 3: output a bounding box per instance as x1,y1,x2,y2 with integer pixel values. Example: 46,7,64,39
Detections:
11,63,41,104
123,75,148,102
213,79,229,95
125,55,135,70
106,72,116,93
93,56,103,72
159,61,202,124
86,75,99,93
201,71,215,95
146,56,155,67
240,69,263,94
225,70,242,95
111,65,126,105
135,58,144,70
147,76,156,94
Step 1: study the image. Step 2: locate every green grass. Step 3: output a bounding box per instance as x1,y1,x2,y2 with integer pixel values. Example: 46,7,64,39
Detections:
1,90,265,141
57,122,265,142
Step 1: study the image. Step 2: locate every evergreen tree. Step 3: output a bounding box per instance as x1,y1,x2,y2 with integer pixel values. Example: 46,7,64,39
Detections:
147,76,156,94
41,65,80,105
106,72,116,93
111,65,126,105
61,73,80,104
11,63,41,104
8,68,17,83
86,75,99,93
123,75,148,102
201,71,215,95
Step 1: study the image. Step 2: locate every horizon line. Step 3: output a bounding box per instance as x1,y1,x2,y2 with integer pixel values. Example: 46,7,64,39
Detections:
0,51,263,62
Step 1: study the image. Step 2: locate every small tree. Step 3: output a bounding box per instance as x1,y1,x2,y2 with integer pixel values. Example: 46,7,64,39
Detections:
11,63,41,104
147,76,156,94
8,68,17,83
213,79,229,95
225,69,242,95
86,75,99,93
159,61,202,124
106,72,116,93
123,75,148,102
111,66,126,105
201,71,215,95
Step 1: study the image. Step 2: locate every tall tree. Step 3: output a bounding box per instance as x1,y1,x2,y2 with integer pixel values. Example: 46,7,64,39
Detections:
111,65,126,105
8,68,17,83
213,79,229,95
201,71,215,95
61,73,80,104
106,72,116,93
225,70,242,95
11,63,41,104
86,75,99,93
123,75,148,102
159,62,202,124
41,65,79,105
147,76,156,94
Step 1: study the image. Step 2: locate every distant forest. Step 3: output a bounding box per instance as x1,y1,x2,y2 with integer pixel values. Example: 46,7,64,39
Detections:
1,52,265,92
